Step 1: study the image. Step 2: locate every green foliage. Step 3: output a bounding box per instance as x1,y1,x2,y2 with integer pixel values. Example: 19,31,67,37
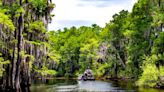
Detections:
137,54,164,87
0,53,10,77
159,66,164,77
0,0,56,90
137,64,159,87
15,6,25,17
96,63,110,77
47,0,163,83
36,66,57,76
29,0,49,15
48,50,61,64
28,21,46,33
0,0,163,89
152,32,164,54
47,26,101,77
0,11,15,31
30,0,47,9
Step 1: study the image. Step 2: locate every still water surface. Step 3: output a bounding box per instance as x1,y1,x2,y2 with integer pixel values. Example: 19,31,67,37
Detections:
30,79,164,92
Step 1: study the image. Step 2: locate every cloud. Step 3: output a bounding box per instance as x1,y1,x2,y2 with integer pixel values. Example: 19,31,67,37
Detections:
48,0,137,30
77,0,130,8
57,20,94,26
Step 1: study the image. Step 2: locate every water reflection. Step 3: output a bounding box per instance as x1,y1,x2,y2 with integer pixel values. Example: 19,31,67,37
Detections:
78,81,118,91
30,79,164,92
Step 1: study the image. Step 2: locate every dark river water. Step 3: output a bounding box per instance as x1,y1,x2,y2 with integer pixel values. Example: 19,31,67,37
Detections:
30,79,164,92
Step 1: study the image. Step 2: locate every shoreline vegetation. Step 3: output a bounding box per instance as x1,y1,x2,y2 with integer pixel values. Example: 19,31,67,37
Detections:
0,0,163,91
38,77,135,81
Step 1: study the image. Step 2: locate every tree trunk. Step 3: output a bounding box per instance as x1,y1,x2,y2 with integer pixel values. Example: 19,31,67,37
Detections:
6,64,11,90
15,0,24,90
0,0,53,91
11,47,16,90
114,62,118,78
158,0,161,7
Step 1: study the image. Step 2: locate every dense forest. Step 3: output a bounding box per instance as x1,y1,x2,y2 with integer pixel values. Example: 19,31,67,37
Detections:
0,0,55,91
0,0,164,92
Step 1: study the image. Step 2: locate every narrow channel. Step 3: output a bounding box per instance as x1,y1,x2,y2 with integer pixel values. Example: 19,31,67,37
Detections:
30,79,164,92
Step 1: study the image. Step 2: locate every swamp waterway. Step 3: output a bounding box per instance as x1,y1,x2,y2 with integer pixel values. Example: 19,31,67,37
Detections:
30,79,164,92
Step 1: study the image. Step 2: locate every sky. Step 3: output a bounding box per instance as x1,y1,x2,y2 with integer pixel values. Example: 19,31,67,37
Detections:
48,0,137,31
